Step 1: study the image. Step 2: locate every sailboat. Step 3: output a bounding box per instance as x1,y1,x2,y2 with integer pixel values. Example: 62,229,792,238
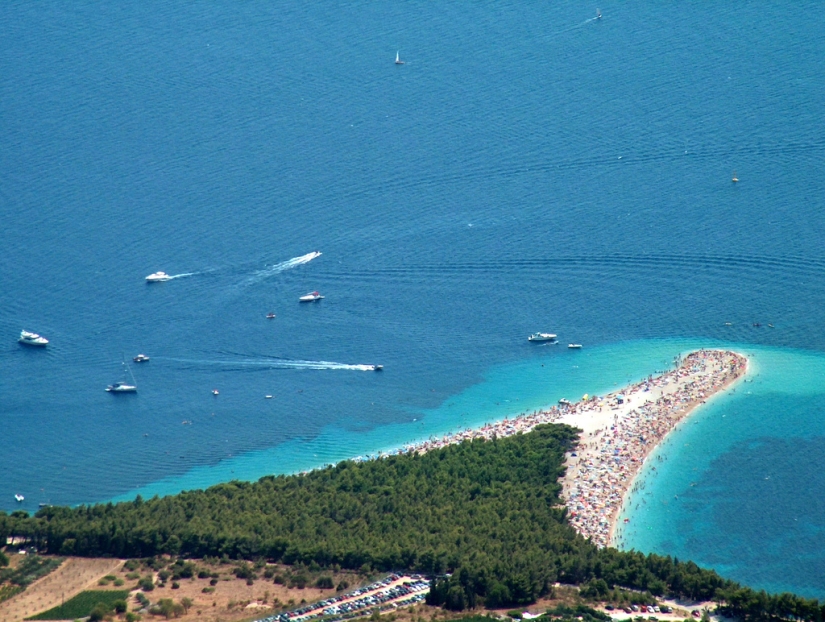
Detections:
106,358,138,393
732,171,739,183
395,51,404,65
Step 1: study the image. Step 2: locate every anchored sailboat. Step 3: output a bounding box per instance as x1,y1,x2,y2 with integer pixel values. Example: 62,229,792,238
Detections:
106,358,138,393
395,51,404,65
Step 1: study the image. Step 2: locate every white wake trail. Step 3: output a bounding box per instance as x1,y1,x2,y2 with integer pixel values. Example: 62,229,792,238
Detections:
158,355,377,371
244,251,321,285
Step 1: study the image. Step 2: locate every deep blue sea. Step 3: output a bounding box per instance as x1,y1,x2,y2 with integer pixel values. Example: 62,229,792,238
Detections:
2,0,824,599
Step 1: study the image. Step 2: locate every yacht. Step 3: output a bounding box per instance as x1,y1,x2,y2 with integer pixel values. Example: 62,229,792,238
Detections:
568,343,583,349
133,353,150,363
299,291,324,302
19,330,49,347
145,271,172,282
106,382,137,393
528,332,557,342
14,494,24,502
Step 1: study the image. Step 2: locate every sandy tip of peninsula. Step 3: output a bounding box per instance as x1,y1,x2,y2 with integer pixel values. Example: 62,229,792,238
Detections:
557,349,748,548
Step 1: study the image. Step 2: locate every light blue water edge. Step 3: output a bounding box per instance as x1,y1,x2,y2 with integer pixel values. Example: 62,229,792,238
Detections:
615,345,825,598
111,337,729,503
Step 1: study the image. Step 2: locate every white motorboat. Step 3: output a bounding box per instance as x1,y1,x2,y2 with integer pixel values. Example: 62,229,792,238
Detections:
106,359,138,393
568,343,583,349
395,51,405,65
14,494,24,502
299,291,324,302
19,330,49,347
106,382,137,393
133,353,150,363
145,271,172,282
528,332,557,342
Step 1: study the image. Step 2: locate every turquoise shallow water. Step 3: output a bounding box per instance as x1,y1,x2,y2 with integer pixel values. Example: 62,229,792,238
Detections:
114,338,693,501
616,345,825,598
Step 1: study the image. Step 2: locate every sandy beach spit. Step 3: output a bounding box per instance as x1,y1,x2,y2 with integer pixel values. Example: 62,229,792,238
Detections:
559,349,747,548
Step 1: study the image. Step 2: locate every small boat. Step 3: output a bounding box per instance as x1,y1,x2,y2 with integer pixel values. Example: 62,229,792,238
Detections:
371,365,384,371
568,344,583,349
133,353,150,363
106,381,137,393
596,8,602,19
19,330,49,347
106,359,138,393
732,171,739,183
212,389,219,396
299,291,324,302
266,313,276,319
558,398,571,406
265,395,273,399
528,332,557,342
395,51,404,65
145,271,172,282
14,494,24,502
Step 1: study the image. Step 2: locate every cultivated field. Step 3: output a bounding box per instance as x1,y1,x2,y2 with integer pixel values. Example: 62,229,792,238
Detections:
0,557,122,622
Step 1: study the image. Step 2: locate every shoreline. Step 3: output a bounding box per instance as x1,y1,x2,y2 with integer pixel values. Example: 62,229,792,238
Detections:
559,349,747,548
365,349,746,549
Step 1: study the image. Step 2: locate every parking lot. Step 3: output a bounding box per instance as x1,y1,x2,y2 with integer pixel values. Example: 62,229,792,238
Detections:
254,574,430,622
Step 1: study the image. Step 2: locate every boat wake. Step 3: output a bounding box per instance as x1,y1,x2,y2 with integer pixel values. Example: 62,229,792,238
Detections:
166,272,197,280
244,251,321,286
156,355,376,371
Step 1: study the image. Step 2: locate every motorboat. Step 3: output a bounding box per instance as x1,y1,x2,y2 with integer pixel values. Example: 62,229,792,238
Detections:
368,365,384,371
106,382,137,393
528,332,557,342
558,398,571,406
265,395,273,399
266,313,276,319
145,271,172,282
395,51,405,65
212,389,220,396
19,330,49,347
133,353,150,363
568,344,583,349
14,494,24,502
299,291,324,302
